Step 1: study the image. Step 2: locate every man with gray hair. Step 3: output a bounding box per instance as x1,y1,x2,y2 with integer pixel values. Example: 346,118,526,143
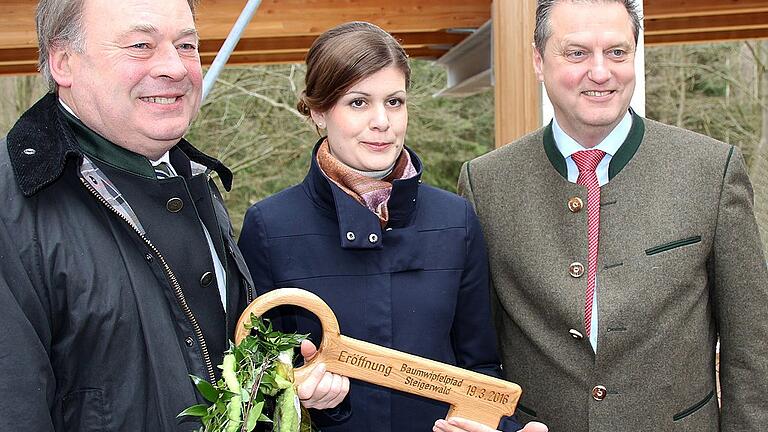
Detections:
0,0,346,430
458,0,768,430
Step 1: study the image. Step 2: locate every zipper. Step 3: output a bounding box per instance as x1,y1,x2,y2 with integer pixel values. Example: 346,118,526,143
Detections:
79,176,216,383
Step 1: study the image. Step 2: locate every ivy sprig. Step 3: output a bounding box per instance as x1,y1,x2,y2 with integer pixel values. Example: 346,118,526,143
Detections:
179,314,313,432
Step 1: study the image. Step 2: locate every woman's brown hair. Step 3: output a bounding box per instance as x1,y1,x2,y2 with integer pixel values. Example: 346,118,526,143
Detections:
297,21,411,117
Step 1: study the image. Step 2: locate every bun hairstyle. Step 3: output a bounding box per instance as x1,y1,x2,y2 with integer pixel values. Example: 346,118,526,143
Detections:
297,21,410,120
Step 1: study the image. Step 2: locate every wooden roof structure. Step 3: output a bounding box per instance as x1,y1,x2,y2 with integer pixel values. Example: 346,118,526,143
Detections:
1,0,765,143
0,0,766,76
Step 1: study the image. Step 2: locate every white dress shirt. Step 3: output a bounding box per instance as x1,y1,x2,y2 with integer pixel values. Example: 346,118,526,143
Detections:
552,111,633,352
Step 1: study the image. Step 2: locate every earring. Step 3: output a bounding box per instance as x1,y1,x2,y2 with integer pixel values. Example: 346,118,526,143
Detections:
317,123,325,129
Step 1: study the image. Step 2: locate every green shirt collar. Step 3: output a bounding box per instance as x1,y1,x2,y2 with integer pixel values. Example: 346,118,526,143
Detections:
543,109,645,181
59,102,156,179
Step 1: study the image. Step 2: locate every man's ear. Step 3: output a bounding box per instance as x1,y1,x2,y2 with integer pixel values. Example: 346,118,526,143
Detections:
49,47,74,88
532,43,545,83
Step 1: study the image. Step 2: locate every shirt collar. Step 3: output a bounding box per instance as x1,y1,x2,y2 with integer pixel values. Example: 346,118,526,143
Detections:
150,152,173,168
59,98,78,118
553,110,633,159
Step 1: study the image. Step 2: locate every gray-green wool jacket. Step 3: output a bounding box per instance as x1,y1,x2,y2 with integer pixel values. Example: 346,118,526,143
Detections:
458,114,768,431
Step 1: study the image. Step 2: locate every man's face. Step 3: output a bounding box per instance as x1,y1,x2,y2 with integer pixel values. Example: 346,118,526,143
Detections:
58,0,202,160
533,1,636,146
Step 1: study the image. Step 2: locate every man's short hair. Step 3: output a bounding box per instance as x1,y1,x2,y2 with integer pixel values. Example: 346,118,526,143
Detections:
36,0,199,92
533,0,643,54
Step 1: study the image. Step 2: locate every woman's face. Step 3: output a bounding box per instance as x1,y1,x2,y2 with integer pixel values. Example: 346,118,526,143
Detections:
311,66,408,172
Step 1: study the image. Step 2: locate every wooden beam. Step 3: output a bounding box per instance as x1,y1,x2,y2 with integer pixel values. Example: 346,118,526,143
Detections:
0,0,490,76
646,12,768,36
198,31,467,57
195,0,491,39
643,0,768,19
492,0,539,147
647,28,768,46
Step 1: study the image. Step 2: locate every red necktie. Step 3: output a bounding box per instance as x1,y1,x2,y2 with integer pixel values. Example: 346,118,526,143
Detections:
572,149,606,337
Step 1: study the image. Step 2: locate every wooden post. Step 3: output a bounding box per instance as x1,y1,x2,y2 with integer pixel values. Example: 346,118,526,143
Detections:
492,0,540,147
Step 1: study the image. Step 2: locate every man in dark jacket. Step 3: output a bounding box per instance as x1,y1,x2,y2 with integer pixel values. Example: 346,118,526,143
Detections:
0,0,346,430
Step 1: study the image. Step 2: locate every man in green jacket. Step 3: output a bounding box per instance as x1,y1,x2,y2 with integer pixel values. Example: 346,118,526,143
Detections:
458,1,768,431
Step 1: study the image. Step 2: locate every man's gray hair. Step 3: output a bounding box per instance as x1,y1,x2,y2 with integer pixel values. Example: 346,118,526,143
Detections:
36,0,199,92
533,0,642,54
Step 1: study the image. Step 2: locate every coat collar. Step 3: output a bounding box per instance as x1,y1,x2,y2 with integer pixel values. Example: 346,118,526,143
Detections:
302,137,423,250
6,93,233,197
543,109,645,181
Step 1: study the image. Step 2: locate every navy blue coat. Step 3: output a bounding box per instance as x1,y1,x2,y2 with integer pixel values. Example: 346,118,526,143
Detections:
239,141,519,432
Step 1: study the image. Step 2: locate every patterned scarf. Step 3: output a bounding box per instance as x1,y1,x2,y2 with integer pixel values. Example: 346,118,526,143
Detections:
317,139,417,227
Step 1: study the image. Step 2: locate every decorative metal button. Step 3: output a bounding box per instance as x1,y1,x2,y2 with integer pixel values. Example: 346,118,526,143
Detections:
166,197,183,212
568,197,584,213
22,148,36,155
569,262,585,278
200,271,214,287
185,336,194,347
569,329,584,340
346,231,356,241
592,385,607,401
368,233,379,243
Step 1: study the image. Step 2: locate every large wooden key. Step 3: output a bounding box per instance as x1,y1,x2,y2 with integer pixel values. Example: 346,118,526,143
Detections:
235,288,522,428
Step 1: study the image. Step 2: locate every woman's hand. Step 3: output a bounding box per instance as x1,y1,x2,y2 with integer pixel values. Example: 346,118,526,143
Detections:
433,417,548,432
295,340,350,409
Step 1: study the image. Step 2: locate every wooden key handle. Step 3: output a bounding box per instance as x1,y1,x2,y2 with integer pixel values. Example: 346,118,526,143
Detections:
234,288,340,360
235,288,522,428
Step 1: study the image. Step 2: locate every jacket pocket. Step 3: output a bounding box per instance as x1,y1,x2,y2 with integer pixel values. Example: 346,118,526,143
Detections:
645,236,702,256
516,403,538,418
62,388,107,431
673,390,715,422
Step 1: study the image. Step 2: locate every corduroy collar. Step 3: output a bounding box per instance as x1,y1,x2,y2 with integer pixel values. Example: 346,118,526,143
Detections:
6,93,233,196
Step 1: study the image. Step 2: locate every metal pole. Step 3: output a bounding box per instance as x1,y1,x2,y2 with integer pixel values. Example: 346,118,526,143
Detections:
201,0,263,102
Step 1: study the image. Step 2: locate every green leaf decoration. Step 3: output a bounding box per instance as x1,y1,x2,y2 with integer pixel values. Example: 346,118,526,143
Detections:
180,314,313,432
190,375,221,403
177,404,209,418
245,400,264,431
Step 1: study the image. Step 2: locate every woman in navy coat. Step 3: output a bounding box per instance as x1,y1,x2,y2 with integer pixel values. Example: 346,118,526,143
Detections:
238,21,545,432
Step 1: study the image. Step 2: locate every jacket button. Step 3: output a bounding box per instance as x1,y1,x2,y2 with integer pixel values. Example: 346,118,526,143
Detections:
568,197,583,213
569,262,585,278
185,336,194,347
368,233,378,243
569,329,584,340
592,385,607,401
166,197,184,212
346,231,356,241
200,271,214,287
